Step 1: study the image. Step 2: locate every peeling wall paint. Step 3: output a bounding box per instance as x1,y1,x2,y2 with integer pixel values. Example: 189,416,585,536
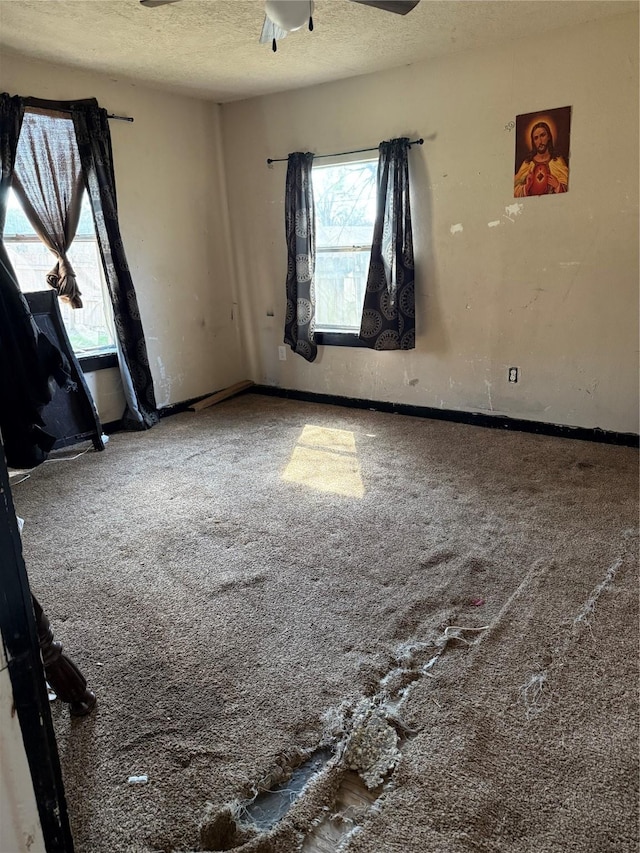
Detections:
504,202,524,222
484,379,494,412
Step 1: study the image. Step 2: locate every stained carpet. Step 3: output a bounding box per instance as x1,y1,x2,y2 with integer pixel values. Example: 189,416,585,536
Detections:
12,393,639,852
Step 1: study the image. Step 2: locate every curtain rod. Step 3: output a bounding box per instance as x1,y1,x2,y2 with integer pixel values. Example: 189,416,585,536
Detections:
266,137,423,165
22,97,133,122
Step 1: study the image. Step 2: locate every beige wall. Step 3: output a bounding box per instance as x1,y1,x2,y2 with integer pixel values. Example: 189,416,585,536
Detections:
1,51,247,413
84,368,126,425
221,12,639,434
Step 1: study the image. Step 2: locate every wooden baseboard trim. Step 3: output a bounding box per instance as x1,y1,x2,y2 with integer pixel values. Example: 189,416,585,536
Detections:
187,380,255,412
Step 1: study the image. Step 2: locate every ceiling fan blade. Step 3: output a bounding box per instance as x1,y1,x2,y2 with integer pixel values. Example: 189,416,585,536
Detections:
259,14,289,45
349,0,420,14
140,0,182,7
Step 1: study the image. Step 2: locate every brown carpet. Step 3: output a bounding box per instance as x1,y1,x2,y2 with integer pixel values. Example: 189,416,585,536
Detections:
13,393,639,853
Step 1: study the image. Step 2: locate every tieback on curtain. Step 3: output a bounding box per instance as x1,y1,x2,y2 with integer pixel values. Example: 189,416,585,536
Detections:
46,255,82,309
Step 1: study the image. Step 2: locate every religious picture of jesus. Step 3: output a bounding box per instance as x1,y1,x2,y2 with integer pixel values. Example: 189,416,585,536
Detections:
514,106,571,198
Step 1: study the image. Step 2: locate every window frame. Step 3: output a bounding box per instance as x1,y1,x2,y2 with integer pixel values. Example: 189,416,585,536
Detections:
313,330,370,348
312,153,377,347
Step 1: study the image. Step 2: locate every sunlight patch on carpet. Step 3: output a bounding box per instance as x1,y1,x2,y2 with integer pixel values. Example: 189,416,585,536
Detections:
297,425,357,454
282,425,364,498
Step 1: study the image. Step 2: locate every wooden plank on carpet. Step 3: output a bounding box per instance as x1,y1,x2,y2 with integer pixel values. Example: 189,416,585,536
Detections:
188,380,254,412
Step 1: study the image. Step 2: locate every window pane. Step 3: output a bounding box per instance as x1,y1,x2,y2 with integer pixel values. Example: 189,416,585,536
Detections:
313,160,377,330
3,190,115,356
3,194,33,236
315,251,370,331
313,160,377,246
62,241,115,354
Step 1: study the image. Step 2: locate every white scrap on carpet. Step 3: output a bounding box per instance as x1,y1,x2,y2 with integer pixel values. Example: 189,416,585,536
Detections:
520,671,549,720
574,559,621,626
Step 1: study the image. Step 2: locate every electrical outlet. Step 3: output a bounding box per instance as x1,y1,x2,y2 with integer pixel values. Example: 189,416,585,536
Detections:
278,346,287,361
508,367,519,383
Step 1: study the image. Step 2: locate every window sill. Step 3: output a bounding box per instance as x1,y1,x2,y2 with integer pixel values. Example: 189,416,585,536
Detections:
78,350,118,372
314,331,369,348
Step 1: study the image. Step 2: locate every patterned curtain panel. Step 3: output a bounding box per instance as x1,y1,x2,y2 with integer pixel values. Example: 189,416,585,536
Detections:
359,137,415,350
71,102,158,430
283,151,317,363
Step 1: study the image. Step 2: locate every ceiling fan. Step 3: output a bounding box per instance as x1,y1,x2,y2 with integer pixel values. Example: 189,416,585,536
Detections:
139,0,421,51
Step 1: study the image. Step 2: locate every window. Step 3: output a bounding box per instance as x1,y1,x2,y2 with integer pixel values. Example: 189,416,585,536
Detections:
3,188,116,358
312,158,377,342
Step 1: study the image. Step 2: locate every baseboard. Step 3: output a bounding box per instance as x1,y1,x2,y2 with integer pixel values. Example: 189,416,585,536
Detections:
252,385,639,448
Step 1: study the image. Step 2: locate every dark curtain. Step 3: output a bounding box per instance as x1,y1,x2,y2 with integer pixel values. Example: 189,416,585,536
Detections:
359,137,415,350
0,94,74,468
0,258,75,468
13,109,84,309
283,151,317,363
71,101,158,429
0,93,24,276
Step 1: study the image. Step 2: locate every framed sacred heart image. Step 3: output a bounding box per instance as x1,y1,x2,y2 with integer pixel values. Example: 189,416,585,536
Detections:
514,106,571,198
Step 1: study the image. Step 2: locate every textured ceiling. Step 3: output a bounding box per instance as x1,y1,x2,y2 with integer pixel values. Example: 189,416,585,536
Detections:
0,0,636,103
